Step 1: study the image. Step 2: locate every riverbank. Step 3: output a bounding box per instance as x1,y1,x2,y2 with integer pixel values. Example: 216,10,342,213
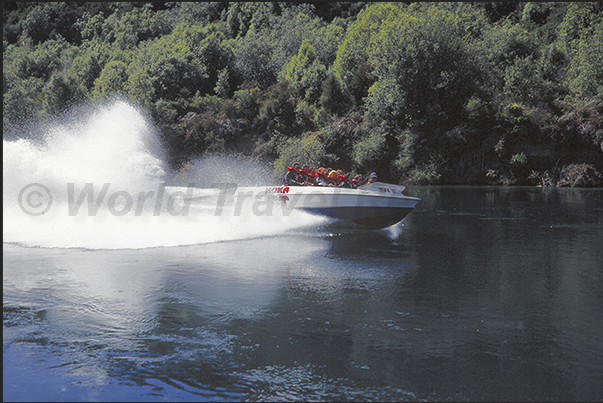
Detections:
483,162,603,188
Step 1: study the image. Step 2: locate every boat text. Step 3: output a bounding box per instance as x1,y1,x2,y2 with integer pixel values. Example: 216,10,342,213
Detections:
265,186,290,194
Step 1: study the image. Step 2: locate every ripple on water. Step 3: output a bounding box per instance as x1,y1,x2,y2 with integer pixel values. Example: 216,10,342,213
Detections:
239,364,423,402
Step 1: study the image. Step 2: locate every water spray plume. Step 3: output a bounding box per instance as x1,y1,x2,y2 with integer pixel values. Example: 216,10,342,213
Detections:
3,100,326,249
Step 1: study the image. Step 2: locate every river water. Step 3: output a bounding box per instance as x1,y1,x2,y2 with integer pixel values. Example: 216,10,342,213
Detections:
4,185,603,402
3,102,603,401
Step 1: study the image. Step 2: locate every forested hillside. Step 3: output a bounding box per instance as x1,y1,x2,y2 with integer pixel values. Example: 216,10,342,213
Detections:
4,2,603,186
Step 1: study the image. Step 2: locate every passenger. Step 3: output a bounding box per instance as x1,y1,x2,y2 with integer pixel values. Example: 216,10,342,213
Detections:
300,164,314,186
305,166,316,186
314,168,330,186
326,170,338,186
365,172,378,185
350,174,361,189
337,172,352,188
284,162,305,186
299,164,310,185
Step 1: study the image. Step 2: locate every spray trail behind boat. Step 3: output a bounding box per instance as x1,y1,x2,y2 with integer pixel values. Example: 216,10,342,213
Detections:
3,100,327,249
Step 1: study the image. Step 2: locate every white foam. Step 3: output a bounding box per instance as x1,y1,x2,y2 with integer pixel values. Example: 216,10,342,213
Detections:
3,100,326,249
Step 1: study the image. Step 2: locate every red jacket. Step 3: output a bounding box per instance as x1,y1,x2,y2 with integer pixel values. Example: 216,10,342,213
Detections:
284,167,304,186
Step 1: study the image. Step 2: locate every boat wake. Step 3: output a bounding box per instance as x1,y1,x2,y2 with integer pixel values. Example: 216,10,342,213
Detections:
3,100,328,250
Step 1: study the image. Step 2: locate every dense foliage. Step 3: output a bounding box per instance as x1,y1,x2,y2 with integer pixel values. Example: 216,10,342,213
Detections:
4,2,603,185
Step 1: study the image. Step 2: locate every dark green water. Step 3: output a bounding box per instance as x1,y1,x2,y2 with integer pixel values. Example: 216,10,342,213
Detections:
4,186,603,402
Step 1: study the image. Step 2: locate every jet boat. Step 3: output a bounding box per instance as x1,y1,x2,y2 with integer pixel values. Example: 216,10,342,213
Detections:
237,181,421,229
167,181,420,229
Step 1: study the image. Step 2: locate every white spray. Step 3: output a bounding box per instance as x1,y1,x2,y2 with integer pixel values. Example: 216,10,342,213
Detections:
3,100,327,249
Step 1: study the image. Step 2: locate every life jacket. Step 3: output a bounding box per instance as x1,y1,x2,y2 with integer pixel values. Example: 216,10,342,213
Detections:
300,169,314,186
284,166,304,186
313,171,329,186
337,174,351,188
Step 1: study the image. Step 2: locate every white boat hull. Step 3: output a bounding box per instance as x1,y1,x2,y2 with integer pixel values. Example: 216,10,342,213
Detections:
238,182,421,229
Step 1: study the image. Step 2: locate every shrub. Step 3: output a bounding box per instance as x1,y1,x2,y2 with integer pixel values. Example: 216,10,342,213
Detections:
557,163,603,187
407,160,442,185
351,127,386,168
510,151,528,166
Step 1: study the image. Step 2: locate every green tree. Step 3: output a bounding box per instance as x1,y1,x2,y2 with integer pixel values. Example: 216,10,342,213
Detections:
128,24,210,103
225,2,276,38
3,78,44,124
109,4,170,49
351,127,387,170
43,73,83,115
319,72,352,116
167,2,226,26
233,29,278,89
127,68,155,110
478,20,539,90
257,80,297,136
557,2,603,48
93,60,128,99
283,40,327,104
20,2,82,44
565,21,603,104
271,9,326,73
333,3,399,99
214,68,231,98
194,24,235,95
66,48,103,93
273,132,328,175
364,4,485,145
503,56,553,107
78,11,106,41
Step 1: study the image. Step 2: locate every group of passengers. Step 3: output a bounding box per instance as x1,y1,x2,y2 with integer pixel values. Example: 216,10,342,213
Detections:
284,162,378,188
